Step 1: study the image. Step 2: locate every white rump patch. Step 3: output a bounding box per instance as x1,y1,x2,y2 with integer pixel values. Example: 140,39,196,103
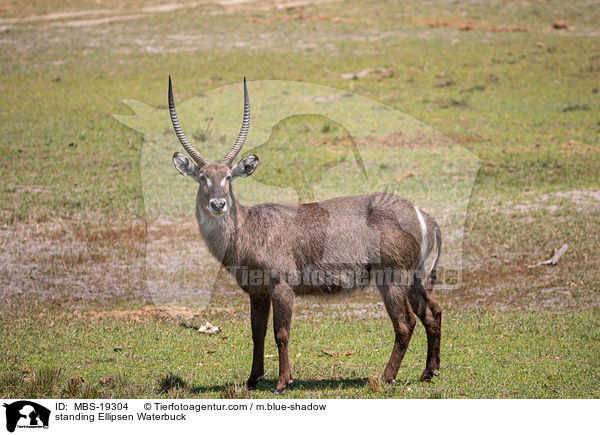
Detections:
415,206,428,266
429,228,439,277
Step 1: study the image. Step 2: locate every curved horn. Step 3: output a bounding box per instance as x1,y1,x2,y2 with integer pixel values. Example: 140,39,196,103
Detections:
168,76,208,167
221,77,250,166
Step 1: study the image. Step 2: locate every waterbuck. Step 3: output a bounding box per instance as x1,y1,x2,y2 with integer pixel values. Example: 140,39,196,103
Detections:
169,77,443,393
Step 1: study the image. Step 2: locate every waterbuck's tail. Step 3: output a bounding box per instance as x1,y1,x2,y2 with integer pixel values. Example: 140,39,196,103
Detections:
426,225,442,293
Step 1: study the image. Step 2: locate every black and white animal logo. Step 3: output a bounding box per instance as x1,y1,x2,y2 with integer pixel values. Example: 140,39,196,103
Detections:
3,401,50,432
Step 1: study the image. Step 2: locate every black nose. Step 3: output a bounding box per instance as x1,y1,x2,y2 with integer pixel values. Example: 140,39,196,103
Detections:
210,198,226,212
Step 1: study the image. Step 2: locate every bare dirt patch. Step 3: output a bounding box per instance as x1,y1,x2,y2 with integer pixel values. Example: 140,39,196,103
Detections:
2,187,597,313
457,256,581,310
0,1,209,24
425,18,530,33
354,131,455,149
49,14,147,27
246,12,352,24
70,304,203,322
499,189,600,215
338,67,396,80
0,217,149,309
0,0,399,56
0,0,343,26
455,189,600,310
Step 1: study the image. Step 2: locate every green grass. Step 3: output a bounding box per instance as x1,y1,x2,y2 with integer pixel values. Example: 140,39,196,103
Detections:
1,307,598,399
1,0,598,223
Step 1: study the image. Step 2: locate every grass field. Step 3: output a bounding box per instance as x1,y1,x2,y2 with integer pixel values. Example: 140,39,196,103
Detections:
1,307,599,399
1,0,599,399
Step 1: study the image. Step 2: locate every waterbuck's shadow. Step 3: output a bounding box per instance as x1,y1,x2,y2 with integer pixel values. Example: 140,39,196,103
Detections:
188,377,421,395
188,377,370,394
159,372,421,396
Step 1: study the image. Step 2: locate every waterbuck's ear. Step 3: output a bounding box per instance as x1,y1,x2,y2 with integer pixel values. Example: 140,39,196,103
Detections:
173,152,200,181
232,155,259,180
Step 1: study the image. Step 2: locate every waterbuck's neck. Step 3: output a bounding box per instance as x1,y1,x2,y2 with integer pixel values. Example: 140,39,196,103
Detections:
195,190,247,261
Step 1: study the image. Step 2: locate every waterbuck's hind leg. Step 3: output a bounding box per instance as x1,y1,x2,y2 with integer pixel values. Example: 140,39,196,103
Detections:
377,283,416,383
271,283,295,394
409,273,442,381
247,294,271,389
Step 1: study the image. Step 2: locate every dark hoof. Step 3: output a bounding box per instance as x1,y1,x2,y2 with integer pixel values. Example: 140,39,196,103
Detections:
420,368,440,381
273,379,292,394
247,374,264,390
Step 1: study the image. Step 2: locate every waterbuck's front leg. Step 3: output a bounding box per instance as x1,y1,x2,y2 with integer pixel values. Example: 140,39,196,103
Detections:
247,293,271,389
271,283,295,394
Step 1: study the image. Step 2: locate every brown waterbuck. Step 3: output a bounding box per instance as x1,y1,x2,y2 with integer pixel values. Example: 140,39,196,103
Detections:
168,77,443,393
